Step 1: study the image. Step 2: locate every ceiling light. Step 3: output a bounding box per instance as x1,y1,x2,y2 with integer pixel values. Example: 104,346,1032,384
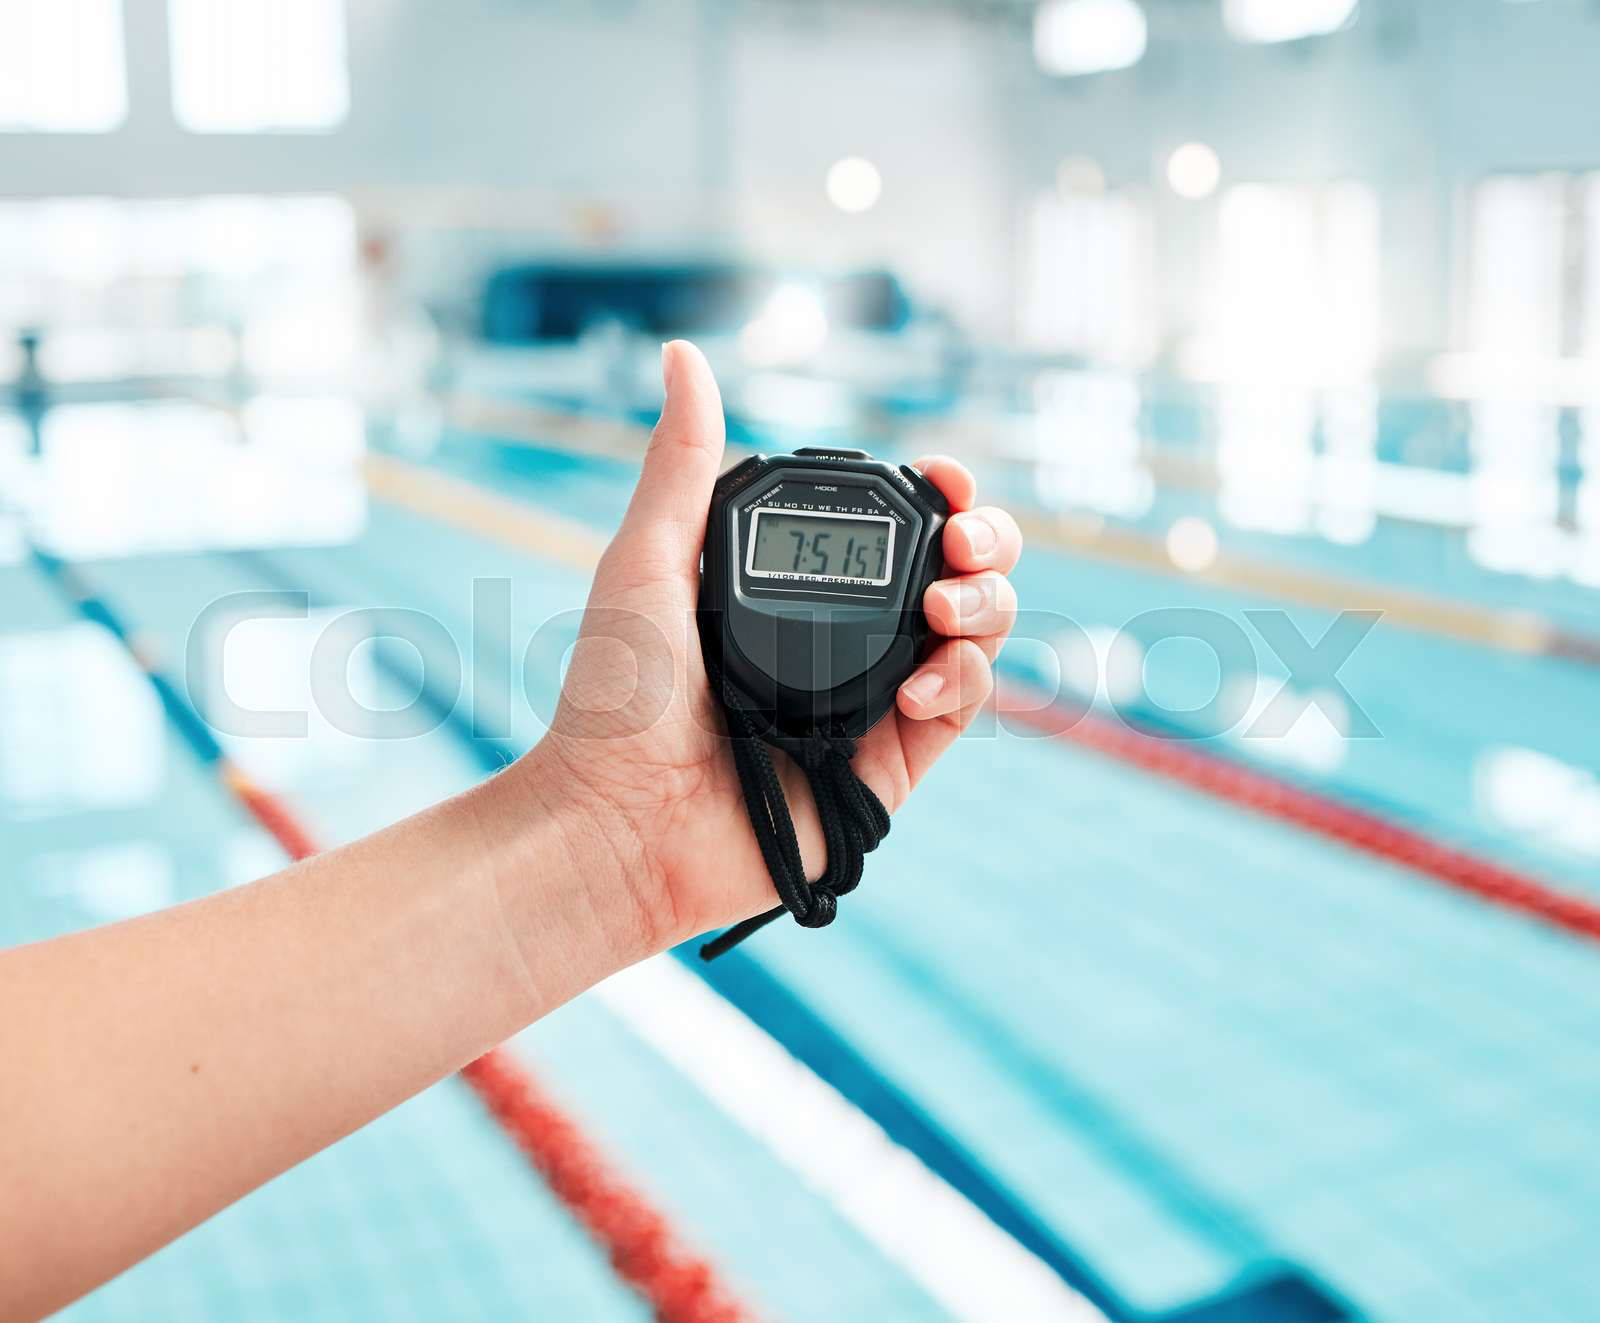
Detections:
1034,0,1148,77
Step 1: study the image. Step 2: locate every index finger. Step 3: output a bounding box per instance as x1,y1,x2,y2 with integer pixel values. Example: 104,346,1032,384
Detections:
944,505,1023,575
910,455,977,515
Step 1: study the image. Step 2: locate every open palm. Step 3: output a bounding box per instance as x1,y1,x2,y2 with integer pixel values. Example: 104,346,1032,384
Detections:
531,341,1021,948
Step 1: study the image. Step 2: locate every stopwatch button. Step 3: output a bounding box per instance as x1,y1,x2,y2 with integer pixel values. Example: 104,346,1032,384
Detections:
794,447,872,460
899,463,948,509
716,455,765,493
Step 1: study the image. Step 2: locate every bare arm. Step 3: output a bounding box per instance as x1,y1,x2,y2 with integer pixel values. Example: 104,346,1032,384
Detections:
0,342,1021,1320
0,762,644,1321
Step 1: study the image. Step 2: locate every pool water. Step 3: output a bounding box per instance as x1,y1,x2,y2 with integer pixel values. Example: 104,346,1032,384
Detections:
4,388,1598,1323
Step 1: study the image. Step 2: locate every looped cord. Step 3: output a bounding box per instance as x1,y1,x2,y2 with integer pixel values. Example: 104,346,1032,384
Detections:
699,666,891,960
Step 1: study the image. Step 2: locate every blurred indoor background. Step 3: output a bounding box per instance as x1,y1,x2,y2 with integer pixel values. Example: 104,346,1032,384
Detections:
3,2,1598,1321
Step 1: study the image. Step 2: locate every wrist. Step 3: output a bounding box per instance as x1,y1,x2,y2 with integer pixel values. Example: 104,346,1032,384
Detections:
465,741,671,1016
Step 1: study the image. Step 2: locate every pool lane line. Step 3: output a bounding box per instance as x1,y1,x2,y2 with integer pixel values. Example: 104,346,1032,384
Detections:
432,402,1600,667
367,448,1600,954
594,955,1109,1323
28,547,756,1323
364,447,609,574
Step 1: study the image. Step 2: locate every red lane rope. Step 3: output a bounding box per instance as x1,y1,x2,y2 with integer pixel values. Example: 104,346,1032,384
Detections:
461,1053,744,1323
219,759,752,1323
996,682,1600,945
222,766,323,863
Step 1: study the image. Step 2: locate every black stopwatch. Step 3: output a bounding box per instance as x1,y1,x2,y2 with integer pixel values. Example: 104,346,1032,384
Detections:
695,447,950,960
698,447,949,741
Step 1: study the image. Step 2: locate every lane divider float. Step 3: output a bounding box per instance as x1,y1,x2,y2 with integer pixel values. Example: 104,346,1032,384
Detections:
998,685,1600,944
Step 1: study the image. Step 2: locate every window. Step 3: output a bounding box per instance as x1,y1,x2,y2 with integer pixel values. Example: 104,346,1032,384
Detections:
1019,189,1155,366
1585,176,1600,359
1455,174,1585,578
1205,180,1380,385
169,0,349,133
0,0,127,132
1197,182,1381,540
0,194,358,388
1464,174,1567,359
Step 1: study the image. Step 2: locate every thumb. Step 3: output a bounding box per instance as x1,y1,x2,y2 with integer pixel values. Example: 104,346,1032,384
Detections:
614,339,726,573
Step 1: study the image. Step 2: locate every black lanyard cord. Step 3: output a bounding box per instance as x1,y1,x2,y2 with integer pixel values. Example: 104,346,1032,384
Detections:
699,665,891,961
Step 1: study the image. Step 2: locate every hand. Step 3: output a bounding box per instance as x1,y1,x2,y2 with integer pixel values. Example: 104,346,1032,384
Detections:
522,341,1022,953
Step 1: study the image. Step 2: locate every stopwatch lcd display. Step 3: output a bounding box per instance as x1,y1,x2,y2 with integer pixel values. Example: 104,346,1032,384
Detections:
745,509,895,586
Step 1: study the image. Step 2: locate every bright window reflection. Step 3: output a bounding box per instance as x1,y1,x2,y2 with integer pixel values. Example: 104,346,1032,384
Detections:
0,624,164,814
1215,386,1318,535
1466,401,1564,578
28,399,365,559
0,0,127,132
36,844,176,922
169,0,350,132
1476,748,1600,859
1578,407,1600,586
1223,674,1351,774
212,606,382,787
1029,369,1152,518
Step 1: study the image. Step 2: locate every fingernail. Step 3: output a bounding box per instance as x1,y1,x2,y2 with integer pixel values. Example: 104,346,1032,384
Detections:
661,342,674,393
948,579,985,620
958,514,996,559
901,669,945,707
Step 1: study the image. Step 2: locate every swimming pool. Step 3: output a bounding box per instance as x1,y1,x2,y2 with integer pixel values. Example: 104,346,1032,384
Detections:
5,386,1598,1323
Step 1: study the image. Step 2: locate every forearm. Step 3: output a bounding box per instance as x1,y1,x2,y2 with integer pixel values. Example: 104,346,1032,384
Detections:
0,753,647,1321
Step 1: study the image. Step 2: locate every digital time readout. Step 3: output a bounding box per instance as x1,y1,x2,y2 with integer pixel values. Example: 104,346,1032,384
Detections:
746,509,894,585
